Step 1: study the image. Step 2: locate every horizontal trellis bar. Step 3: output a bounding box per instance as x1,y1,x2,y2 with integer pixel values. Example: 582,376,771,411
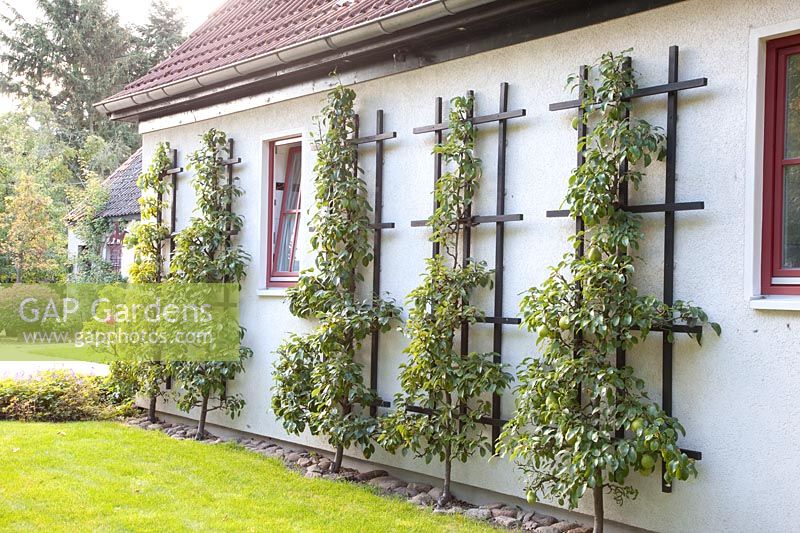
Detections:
221,157,241,166
166,166,183,175
475,316,522,325
410,213,524,227
633,324,703,335
682,449,702,460
351,131,397,145
549,77,708,111
412,109,526,134
405,404,509,428
546,201,704,218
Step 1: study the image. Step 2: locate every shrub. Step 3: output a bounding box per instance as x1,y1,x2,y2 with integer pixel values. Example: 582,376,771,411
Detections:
0,370,133,422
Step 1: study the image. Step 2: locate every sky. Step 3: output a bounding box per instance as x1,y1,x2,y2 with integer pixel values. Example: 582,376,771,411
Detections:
0,0,226,112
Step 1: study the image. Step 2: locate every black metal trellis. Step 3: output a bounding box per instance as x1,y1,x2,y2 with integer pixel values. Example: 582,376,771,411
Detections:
350,111,398,416
410,83,526,448
546,46,706,492
159,141,242,392
159,149,183,271
159,148,182,390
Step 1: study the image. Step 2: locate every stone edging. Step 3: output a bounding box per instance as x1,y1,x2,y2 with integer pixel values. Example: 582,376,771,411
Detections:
124,415,592,533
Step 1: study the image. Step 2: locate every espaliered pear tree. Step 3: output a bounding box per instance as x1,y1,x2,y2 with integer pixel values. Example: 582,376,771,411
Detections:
498,51,720,533
170,129,252,440
378,94,512,505
113,142,173,422
272,85,400,473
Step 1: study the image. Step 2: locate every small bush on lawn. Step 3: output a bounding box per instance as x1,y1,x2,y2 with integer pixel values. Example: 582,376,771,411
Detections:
0,370,134,422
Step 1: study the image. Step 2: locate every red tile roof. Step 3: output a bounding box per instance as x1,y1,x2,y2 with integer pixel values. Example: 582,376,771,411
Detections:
111,0,435,100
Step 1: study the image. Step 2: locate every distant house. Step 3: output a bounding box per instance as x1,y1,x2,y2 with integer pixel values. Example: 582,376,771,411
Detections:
67,148,141,278
95,1,800,531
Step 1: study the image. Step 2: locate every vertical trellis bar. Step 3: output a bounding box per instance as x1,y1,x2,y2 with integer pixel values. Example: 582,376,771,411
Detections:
433,97,443,258
491,83,509,445
661,45,679,493
349,111,397,415
162,147,182,390
575,66,588,406
458,91,475,429
615,58,632,440
167,149,181,261
369,110,384,415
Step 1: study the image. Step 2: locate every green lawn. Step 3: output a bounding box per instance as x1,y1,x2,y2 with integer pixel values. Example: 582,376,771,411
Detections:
0,421,492,532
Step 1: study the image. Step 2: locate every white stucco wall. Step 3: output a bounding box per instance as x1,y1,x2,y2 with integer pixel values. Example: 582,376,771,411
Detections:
139,1,800,530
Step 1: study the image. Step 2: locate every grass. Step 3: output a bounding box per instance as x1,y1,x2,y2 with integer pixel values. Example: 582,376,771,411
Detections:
0,421,493,532
0,337,107,363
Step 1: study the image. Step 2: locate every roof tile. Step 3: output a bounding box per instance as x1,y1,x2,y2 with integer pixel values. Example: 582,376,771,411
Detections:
107,0,434,101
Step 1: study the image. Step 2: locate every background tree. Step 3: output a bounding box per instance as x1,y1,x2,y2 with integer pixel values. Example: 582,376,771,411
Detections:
378,95,512,505
128,0,185,80
497,51,720,533
0,171,63,282
170,129,251,440
0,100,72,281
272,85,401,473
0,0,185,158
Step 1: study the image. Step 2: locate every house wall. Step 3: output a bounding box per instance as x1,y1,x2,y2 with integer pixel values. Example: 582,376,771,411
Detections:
67,221,137,280
139,1,800,530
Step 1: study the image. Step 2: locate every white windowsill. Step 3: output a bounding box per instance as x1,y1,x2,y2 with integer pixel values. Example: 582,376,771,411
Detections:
750,295,800,311
257,288,289,298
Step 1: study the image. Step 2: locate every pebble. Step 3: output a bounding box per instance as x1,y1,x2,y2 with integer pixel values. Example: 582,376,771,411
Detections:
464,508,493,521
410,492,434,506
533,514,559,526
428,487,444,500
285,452,302,463
367,476,406,491
552,522,580,533
492,508,519,519
495,516,521,528
355,469,387,482
534,527,562,533
407,482,433,493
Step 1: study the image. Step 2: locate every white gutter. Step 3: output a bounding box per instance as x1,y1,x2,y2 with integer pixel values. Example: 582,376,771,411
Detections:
95,0,495,115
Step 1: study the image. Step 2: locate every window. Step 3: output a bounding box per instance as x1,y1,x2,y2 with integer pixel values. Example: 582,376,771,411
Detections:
106,222,125,274
266,139,302,287
763,33,800,295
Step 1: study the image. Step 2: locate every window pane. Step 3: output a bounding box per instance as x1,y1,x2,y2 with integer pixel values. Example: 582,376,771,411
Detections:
783,165,800,268
284,152,301,210
275,213,298,272
786,53,800,159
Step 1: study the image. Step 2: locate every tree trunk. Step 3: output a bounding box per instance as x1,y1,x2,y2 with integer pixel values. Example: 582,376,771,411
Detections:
332,444,344,473
148,394,157,423
593,473,604,533
196,394,209,440
331,401,352,473
439,442,453,506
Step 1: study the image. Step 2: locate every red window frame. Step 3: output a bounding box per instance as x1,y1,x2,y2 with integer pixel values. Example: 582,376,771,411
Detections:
762,33,800,295
266,142,302,287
